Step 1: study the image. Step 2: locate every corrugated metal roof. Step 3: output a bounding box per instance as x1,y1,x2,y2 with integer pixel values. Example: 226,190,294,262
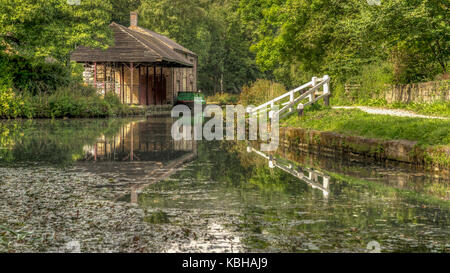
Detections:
70,22,195,67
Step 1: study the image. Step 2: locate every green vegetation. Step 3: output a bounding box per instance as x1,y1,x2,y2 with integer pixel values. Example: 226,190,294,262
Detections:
0,1,448,118
0,118,136,164
239,79,286,106
0,0,113,61
385,101,450,118
240,0,448,87
0,50,140,119
139,0,263,95
282,107,450,147
0,82,142,119
206,92,239,105
0,1,145,119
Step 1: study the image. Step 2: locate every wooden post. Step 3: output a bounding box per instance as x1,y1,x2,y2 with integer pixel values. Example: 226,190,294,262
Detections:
160,65,163,105
323,75,330,106
297,103,304,116
130,62,134,104
138,65,141,105
121,65,125,103
104,64,107,95
94,62,97,88
172,68,175,104
112,64,115,94
146,66,149,105
309,77,317,103
153,65,157,104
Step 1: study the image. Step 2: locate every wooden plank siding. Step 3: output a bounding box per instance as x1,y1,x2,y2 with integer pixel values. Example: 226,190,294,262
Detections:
71,20,197,105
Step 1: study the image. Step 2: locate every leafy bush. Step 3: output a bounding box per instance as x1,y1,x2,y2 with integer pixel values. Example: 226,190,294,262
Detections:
389,44,442,84
206,93,239,105
0,51,138,119
239,79,286,106
0,82,140,119
0,53,72,96
332,62,393,105
46,86,113,118
0,84,32,119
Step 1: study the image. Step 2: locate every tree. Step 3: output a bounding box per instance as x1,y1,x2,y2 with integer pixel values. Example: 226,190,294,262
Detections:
359,0,449,82
138,0,263,94
110,0,141,26
0,0,113,62
239,0,449,86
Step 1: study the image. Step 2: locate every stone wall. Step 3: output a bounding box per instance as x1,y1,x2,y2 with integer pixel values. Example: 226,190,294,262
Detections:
384,80,449,104
279,127,450,172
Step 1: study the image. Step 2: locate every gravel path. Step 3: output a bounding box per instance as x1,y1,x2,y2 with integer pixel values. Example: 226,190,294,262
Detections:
332,106,448,120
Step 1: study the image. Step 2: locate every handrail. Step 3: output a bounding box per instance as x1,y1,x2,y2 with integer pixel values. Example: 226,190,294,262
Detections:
247,75,330,120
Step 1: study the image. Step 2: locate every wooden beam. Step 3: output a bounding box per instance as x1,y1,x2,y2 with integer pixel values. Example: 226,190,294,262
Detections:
138,65,141,105
94,62,97,87
146,66,149,106
153,65,157,104
160,65,163,105
112,64,115,94
121,65,124,103
172,68,175,104
130,62,134,105
104,64,107,95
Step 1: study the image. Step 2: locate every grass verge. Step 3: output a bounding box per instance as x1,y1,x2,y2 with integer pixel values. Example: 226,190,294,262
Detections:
281,107,450,147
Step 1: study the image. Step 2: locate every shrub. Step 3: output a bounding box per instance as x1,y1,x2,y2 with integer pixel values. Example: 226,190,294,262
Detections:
332,62,392,105
389,44,442,84
206,93,239,105
0,53,72,96
239,79,286,106
0,53,134,119
46,86,114,118
0,84,33,119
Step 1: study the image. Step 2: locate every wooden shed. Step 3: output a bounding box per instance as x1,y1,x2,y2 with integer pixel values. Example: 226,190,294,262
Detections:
71,12,197,105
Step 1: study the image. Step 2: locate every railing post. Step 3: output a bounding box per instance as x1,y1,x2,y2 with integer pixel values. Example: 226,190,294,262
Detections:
289,91,294,112
309,77,317,103
297,103,304,116
323,176,330,189
323,75,330,106
268,155,275,169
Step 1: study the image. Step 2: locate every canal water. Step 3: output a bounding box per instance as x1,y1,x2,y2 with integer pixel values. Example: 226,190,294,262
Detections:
0,117,448,252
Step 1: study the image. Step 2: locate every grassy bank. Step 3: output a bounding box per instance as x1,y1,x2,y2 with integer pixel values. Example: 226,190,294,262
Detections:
0,84,144,119
0,53,145,119
282,107,450,147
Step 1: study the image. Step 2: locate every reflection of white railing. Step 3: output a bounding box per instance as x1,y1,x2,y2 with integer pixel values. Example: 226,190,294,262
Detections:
247,75,330,119
247,146,330,198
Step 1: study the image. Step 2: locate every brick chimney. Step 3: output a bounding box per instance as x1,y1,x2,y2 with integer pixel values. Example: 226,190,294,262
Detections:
130,12,138,28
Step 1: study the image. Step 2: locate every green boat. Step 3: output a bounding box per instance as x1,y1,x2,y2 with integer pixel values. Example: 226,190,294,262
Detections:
176,92,206,109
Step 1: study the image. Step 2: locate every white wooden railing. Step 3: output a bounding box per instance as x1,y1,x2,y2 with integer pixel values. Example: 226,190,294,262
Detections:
247,75,330,120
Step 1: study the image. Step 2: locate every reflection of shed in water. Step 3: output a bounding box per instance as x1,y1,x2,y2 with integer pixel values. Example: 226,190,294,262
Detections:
82,117,196,162
76,118,198,203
